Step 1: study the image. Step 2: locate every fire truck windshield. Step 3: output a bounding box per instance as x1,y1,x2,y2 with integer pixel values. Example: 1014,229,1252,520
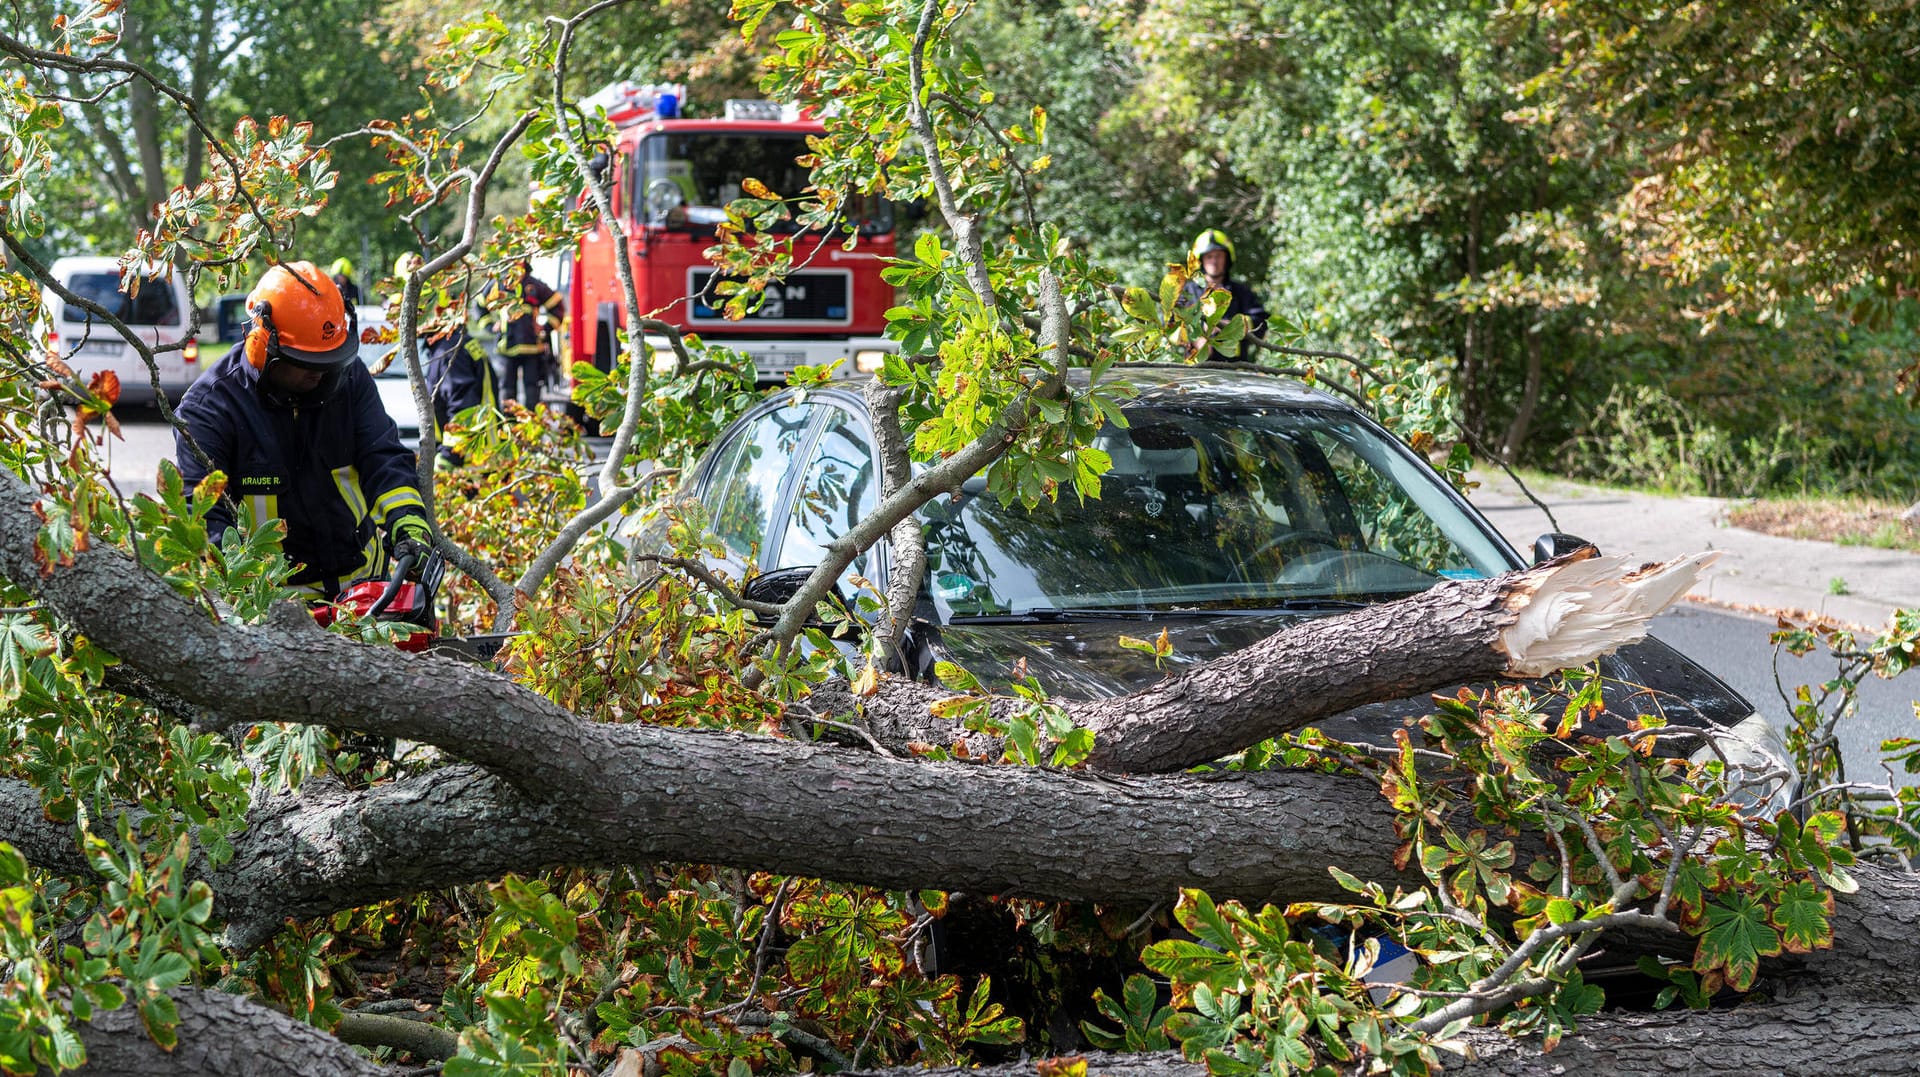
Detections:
635,132,894,236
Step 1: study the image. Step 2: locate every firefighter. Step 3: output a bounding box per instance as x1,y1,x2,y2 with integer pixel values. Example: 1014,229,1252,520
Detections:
484,260,564,408
1180,229,1269,344
393,252,497,439
175,261,431,600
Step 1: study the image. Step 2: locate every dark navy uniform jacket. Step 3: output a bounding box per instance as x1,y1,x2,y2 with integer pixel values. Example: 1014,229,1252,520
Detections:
1180,276,1270,339
485,275,561,358
175,350,426,597
425,328,498,432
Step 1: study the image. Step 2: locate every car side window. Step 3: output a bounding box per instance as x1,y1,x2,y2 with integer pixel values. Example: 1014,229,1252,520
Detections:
778,407,877,582
705,403,815,564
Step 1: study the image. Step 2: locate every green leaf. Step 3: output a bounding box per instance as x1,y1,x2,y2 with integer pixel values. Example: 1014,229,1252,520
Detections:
1141,939,1244,989
1176,890,1240,953
1545,898,1577,926
1696,893,1782,990
1771,880,1832,953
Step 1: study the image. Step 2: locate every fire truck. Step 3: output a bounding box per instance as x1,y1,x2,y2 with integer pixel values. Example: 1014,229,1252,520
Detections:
565,82,898,388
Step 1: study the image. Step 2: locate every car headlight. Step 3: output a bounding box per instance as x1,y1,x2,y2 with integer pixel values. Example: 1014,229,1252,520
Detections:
854,348,889,374
1688,711,1799,817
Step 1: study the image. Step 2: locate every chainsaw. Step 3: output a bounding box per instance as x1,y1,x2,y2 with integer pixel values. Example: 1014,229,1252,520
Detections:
317,548,516,665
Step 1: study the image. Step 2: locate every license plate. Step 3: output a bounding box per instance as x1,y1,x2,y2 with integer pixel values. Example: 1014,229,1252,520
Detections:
755,351,806,369
78,339,124,355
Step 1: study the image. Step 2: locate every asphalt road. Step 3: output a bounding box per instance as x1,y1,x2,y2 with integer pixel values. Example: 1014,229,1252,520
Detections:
1651,603,1916,786
96,407,1918,785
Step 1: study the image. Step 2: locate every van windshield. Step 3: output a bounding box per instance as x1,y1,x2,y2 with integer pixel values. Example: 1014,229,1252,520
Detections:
61,272,180,326
634,132,893,236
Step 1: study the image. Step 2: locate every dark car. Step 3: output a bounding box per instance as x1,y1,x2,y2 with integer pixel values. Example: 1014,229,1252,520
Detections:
628,366,1785,772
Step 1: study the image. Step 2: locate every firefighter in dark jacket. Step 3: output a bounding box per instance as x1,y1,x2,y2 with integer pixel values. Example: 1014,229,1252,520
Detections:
393,252,497,437
1179,229,1269,347
484,260,563,407
175,261,430,600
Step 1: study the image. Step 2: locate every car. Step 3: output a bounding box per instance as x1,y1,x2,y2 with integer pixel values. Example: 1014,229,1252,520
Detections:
38,256,203,405
629,365,1786,773
354,305,425,447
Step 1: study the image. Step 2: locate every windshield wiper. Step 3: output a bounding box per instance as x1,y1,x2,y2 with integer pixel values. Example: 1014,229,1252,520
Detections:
947,607,1165,623
948,603,1357,623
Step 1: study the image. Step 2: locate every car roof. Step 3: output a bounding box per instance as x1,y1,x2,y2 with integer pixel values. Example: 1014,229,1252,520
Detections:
804,364,1355,415
48,256,128,275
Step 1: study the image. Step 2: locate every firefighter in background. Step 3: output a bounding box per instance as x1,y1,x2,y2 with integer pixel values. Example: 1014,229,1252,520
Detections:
392,252,497,439
175,261,430,599
484,260,564,408
329,257,362,306
1179,229,1269,345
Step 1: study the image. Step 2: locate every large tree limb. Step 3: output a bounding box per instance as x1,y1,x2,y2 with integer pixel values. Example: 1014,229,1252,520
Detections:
812,553,1714,773
0,467,1717,945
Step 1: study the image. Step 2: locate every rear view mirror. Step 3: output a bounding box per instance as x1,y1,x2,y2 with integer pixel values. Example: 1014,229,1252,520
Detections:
1532,532,1599,565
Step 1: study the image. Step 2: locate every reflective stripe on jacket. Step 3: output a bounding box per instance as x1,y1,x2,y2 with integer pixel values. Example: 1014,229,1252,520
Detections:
426,329,498,432
175,350,424,596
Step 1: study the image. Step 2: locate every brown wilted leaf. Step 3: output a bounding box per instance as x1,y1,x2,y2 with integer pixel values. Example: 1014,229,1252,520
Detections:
88,370,121,406
47,357,73,378
741,177,776,199
1036,1057,1087,1077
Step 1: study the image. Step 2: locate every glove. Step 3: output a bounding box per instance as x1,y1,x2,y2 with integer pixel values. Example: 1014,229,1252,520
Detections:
389,515,432,575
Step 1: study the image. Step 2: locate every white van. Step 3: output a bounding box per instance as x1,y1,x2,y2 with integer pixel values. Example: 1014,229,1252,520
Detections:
40,256,201,405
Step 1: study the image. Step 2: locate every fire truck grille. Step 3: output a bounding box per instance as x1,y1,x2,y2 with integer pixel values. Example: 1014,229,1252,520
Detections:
690,271,850,323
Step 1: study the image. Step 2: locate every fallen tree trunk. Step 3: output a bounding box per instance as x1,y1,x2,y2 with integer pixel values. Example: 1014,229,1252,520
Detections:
8,468,1920,1076
2,468,1700,942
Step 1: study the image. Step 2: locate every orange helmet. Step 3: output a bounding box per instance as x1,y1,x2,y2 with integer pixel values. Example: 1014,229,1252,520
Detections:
243,261,359,372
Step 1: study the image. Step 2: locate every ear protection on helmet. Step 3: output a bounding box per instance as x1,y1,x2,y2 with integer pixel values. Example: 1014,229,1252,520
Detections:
244,302,274,370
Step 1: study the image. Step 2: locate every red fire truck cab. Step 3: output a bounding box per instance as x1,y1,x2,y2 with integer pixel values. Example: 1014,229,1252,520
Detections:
568,82,897,387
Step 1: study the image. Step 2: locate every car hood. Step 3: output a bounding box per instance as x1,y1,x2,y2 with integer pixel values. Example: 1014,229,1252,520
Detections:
925,612,1752,746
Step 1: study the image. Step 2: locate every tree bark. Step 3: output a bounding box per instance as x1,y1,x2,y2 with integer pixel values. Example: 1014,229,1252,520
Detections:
59,988,384,1077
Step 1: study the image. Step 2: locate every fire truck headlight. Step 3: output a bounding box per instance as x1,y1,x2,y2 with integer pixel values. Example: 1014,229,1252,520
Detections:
854,348,888,374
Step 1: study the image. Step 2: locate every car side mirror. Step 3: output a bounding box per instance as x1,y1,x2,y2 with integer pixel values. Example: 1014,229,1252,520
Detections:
740,566,851,618
1532,532,1599,565
742,565,813,607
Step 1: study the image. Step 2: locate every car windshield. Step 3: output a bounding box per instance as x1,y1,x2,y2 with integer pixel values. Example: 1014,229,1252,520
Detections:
635,132,893,236
61,271,179,326
920,405,1513,618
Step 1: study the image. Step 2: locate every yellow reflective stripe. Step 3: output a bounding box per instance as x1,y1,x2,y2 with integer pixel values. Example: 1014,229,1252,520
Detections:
331,466,368,524
355,530,383,581
372,485,425,527
500,342,546,356
540,292,563,313
247,494,279,531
